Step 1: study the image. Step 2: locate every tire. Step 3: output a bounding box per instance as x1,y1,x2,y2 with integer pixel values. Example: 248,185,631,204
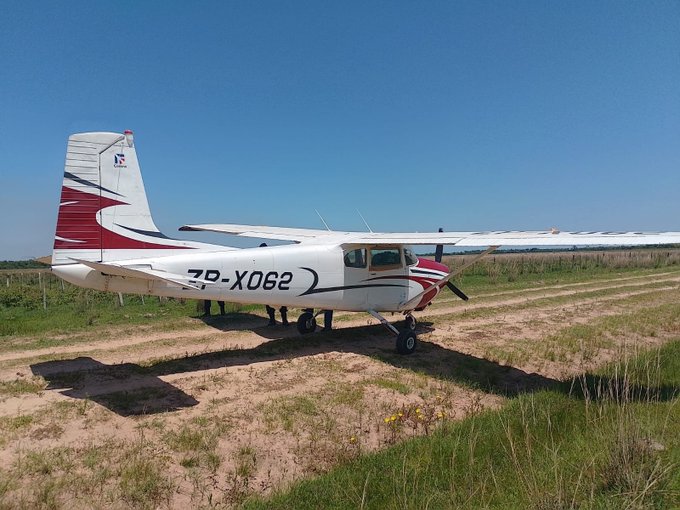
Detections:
297,311,317,335
405,315,416,331
396,330,417,355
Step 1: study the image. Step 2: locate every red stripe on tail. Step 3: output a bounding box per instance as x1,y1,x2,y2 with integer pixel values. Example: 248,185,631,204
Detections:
54,187,189,250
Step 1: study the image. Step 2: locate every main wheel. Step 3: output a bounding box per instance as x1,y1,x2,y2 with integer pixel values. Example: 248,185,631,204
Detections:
396,330,417,355
405,314,416,331
297,311,317,335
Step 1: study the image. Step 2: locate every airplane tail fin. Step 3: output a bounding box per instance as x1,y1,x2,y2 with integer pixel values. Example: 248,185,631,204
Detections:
52,131,220,265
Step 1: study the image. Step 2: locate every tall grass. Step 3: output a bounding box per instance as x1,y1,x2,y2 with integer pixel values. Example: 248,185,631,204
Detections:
445,248,680,284
0,269,257,337
243,340,680,509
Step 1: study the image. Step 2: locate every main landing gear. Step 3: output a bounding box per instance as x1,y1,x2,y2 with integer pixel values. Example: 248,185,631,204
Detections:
297,310,317,335
368,310,418,355
298,308,418,355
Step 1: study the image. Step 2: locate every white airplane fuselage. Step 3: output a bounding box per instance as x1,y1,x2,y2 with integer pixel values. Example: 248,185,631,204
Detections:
53,243,447,313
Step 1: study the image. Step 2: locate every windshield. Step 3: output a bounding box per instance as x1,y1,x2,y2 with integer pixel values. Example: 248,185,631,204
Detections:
404,248,418,266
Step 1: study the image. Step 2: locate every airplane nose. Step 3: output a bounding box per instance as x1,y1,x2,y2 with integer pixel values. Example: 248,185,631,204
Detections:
416,257,449,274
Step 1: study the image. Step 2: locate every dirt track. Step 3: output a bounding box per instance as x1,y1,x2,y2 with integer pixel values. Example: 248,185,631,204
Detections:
1,269,679,508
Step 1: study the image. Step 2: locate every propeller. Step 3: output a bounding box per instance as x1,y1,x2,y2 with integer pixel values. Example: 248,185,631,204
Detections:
436,227,469,301
446,281,469,301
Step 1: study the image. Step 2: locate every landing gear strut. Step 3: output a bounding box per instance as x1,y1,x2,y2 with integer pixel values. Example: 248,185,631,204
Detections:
405,314,416,331
368,310,418,355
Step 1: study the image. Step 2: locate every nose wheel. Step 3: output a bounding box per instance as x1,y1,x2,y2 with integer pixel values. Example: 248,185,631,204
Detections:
396,329,418,354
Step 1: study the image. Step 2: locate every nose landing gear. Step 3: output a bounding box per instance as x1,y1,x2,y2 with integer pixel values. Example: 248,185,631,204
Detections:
405,314,417,331
368,310,418,355
396,329,418,354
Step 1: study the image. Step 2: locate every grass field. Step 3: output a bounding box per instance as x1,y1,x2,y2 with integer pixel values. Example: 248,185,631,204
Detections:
0,248,678,508
244,341,680,509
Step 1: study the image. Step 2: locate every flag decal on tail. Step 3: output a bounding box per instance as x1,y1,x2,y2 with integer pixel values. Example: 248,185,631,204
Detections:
114,153,126,167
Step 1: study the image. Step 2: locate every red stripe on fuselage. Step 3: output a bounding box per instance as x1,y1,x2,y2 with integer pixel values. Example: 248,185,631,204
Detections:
413,257,450,308
415,257,450,274
416,286,442,309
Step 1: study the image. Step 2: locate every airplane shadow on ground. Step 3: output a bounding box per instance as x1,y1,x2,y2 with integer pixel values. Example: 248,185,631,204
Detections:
30,322,678,416
31,357,200,416
196,311,282,336
195,311,318,340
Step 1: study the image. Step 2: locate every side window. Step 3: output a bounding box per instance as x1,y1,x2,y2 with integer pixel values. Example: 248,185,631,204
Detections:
344,248,367,268
404,248,418,266
370,248,402,270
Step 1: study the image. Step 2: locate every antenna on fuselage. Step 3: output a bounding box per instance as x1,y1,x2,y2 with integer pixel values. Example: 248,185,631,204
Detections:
357,210,373,233
315,209,332,231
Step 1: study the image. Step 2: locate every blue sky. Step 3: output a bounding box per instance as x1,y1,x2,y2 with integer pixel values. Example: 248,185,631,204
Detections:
1,1,678,259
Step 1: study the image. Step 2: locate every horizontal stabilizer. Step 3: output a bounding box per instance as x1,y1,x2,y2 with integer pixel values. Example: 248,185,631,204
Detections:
72,259,213,290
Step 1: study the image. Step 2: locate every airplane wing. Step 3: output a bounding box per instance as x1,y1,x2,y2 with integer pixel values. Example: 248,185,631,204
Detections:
179,224,334,242
73,259,213,290
348,230,680,247
180,224,680,247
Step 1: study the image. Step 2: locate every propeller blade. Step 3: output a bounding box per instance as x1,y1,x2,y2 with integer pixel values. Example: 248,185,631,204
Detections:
447,281,469,301
435,227,444,263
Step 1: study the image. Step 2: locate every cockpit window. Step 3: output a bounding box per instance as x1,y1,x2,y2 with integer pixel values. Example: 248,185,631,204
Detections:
404,248,418,266
344,248,367,268
370,247,402,270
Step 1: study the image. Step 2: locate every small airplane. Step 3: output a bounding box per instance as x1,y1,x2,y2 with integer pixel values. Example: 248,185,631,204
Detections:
52,131,680,354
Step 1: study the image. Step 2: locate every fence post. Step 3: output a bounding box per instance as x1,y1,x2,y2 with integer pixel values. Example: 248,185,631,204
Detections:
39,272,47,310
118,293,124,307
